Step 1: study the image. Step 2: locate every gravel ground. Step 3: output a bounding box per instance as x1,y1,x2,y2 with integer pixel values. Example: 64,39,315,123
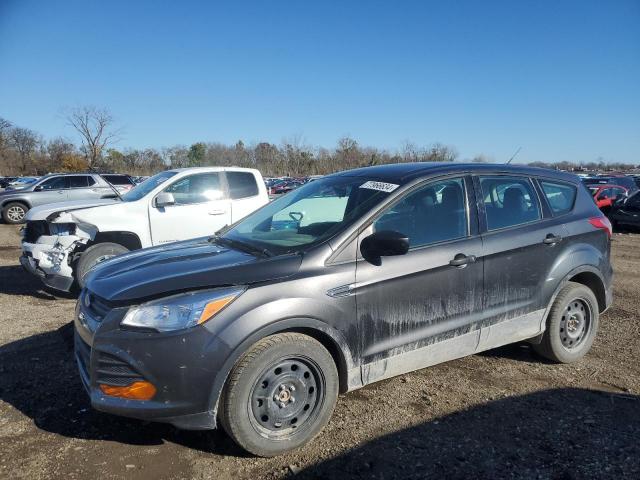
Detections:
0,224,638,479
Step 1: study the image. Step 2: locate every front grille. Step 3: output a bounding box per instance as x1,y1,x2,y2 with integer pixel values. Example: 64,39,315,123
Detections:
23,220,50,243
85,292,113,321
96,352,143,387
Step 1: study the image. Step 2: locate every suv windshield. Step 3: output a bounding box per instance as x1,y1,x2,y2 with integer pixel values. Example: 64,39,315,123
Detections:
222,176,397,255
121,171,177,202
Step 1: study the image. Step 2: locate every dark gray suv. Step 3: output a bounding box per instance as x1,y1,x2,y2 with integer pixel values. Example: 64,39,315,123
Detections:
74,163,613,456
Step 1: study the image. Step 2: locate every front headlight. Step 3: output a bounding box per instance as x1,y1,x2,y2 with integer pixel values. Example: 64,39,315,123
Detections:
121,287,246,332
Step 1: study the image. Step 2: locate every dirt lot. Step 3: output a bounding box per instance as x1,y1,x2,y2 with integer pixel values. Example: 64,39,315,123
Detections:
1,224,639,479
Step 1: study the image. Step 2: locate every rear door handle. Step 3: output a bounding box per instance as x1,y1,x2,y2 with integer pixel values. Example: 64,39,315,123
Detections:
543,234,563,245
449,253,476,267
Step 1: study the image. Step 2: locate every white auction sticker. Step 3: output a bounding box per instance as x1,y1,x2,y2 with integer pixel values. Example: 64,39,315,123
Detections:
359,181,400,193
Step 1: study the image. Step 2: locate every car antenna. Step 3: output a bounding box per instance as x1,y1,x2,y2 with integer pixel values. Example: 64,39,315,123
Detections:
506,147,522,165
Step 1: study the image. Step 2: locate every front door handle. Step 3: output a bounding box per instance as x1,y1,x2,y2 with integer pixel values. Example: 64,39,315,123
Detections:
209,209,227,216
543,234,563,245
449,253,476,267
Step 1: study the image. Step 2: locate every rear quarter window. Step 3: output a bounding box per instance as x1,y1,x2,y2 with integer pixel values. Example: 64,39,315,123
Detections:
540,180,577,215
104,175,134,185
227,171,259,199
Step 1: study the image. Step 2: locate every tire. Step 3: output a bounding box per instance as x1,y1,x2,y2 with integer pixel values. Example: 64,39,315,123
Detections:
220,332,339,457
2,202,28,224
533,281,599,363
75,242,129,289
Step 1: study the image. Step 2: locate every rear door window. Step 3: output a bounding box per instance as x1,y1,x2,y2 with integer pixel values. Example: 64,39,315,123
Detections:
479,176,541,230
539,180,577,215
68,176,90,188
227,171,259,199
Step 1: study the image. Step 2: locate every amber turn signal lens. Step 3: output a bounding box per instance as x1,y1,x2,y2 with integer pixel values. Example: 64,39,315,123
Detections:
198,295,236,324
99,381,157,400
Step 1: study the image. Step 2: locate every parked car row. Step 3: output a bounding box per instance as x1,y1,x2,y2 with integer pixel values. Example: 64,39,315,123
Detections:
264,175,321,195
0,176,40,190
8,162,615,457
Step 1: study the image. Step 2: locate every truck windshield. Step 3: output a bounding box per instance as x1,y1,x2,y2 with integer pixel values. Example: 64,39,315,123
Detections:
121,171,177,202
222,176,397,256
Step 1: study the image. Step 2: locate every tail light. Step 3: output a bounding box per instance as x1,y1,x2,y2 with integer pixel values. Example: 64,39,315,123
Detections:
588,216,612,239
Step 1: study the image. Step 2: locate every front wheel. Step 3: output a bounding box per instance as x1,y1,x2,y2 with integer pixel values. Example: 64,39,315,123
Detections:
220,333,338,457
533,282,599,363
2,202,28,224
75,242,129,289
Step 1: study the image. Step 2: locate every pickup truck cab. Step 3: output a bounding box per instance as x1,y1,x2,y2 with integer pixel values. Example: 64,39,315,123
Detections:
21,167,268,291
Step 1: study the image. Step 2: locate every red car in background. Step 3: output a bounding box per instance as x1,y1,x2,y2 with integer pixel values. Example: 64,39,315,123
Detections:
588,184,628,211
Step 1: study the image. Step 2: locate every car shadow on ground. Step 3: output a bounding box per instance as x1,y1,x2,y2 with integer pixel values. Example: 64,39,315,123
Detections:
477,342,554,364
297,387,640,479
0,322,248,457
0,265,76,300
2,323,639,474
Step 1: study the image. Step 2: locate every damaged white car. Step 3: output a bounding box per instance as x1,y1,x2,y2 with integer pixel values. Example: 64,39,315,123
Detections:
20,167,269,291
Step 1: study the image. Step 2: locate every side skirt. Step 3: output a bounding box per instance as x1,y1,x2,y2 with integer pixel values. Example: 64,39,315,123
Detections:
360,309,545,386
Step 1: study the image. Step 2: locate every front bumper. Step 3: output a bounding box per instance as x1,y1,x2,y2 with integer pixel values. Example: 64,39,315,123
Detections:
74,294,233,430
21,237,79,292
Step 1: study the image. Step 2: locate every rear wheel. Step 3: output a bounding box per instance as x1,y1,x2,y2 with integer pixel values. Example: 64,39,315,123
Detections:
2,202,28,224
76,242,129,289
220,333,338,457
533,282,599,363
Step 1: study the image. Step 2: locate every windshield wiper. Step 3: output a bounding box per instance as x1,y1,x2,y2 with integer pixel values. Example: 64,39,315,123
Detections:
210,235,273,258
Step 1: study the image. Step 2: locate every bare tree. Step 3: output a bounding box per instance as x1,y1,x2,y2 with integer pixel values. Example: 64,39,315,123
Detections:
11,127,40,173
66,106,121,167
47,137,76,171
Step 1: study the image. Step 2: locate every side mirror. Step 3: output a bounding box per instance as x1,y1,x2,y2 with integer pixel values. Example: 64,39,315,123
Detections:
34,185,44,192
154,192,176,208
360,230,410,263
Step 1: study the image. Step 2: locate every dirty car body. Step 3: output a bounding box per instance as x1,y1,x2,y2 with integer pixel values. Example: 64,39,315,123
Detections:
74,163,613,454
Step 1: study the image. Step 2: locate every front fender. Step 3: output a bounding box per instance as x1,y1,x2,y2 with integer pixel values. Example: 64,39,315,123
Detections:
1,195,31,208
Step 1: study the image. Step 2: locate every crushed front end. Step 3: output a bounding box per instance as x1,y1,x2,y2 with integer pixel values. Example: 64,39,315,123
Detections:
20,218,95,291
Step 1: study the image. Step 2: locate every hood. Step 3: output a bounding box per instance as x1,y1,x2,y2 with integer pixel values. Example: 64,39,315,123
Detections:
85,237,303,303
25,199,119,221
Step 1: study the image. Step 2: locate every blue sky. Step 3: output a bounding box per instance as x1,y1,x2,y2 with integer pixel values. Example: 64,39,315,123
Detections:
1,0,639,164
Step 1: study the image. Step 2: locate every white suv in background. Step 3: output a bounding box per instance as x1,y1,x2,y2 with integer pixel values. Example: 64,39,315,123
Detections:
20,167,269,291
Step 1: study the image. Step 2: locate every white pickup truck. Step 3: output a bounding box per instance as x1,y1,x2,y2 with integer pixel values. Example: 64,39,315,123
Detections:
20,167,269,291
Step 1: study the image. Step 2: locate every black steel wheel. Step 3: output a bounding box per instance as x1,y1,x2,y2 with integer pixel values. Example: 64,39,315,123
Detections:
533,281,599,363
249,357,323,438
220,333,338,457
559,298,591,350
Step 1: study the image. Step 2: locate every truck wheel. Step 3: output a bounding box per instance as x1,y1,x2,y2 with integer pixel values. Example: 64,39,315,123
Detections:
533,281,599,363
220,333,338,457
76,242,129,289
2,202,28,224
